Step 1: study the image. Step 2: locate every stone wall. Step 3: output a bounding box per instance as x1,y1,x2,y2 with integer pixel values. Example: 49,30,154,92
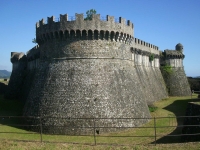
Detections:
162,67,191,96
21,38,167,134
24,59,152,134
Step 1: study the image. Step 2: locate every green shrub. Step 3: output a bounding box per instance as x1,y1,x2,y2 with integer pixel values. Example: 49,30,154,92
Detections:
161,65,173,74
148,105,158,112
149,54,154,61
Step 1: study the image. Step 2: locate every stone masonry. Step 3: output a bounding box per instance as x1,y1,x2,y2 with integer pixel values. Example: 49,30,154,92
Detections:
6,13,190,134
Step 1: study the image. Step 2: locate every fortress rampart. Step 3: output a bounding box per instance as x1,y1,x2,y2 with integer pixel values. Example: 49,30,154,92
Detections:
6,13,190,135
5,52,27,99
26,45,40,70
25,43,161,74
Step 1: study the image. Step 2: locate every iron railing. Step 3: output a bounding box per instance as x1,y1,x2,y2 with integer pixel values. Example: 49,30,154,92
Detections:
0,115,200,145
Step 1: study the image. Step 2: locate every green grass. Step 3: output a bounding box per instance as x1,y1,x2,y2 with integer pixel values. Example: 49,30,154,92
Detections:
0,78,9,85
1,139,200,150
0,94,199,149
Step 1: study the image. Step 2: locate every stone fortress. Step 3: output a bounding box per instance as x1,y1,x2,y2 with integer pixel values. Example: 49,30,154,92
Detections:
6,13,191,134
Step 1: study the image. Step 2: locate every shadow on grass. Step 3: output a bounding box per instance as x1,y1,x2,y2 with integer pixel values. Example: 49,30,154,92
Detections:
0,93,33,132
0,83,24,130
0,82,7,95
153,97,200,144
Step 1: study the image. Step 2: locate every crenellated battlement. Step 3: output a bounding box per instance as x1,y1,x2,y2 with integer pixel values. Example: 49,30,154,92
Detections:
133,38,159,50
36,13,134,45
163,49,185,59
129,37,159,55
130,47,159,58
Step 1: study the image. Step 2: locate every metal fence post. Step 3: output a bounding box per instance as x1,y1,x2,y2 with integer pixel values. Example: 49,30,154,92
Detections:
154,117,156,146
93,118,96,145
39,116,43,142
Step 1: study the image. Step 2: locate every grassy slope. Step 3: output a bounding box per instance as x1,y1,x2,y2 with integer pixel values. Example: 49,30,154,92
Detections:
0,81,200,150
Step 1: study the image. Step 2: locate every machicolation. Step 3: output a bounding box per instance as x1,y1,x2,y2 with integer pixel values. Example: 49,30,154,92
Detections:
6,13,191,135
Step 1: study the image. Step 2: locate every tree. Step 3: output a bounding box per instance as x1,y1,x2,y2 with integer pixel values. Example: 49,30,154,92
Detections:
84,9,97,20
187,77,200,91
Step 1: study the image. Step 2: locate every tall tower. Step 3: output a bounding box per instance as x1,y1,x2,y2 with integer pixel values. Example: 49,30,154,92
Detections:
161,43,191,96
23,13,152,134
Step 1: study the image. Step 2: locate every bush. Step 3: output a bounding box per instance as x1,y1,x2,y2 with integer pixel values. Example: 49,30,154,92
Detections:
148,105,158,112
160,65,173,74
149,54,154,61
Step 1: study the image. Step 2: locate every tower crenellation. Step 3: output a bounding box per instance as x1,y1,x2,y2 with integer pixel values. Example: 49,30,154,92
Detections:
36,13,134,45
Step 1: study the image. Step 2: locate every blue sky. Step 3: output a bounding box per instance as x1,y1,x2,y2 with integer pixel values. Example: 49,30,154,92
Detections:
0,0,199,76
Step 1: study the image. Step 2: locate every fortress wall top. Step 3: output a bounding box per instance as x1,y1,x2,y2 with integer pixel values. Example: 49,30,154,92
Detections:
11,52,26,63
162,49,184,67
36,13,134,41
26,45,40,61
163,49,185,59
131,38,159,55
10,52,27,71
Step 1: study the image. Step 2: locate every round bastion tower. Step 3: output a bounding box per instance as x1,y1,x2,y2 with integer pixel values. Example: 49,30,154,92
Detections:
161,43,191,96
23,13,151,134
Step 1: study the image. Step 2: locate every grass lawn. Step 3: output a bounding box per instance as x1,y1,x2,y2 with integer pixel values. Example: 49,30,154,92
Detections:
0,89,200,149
